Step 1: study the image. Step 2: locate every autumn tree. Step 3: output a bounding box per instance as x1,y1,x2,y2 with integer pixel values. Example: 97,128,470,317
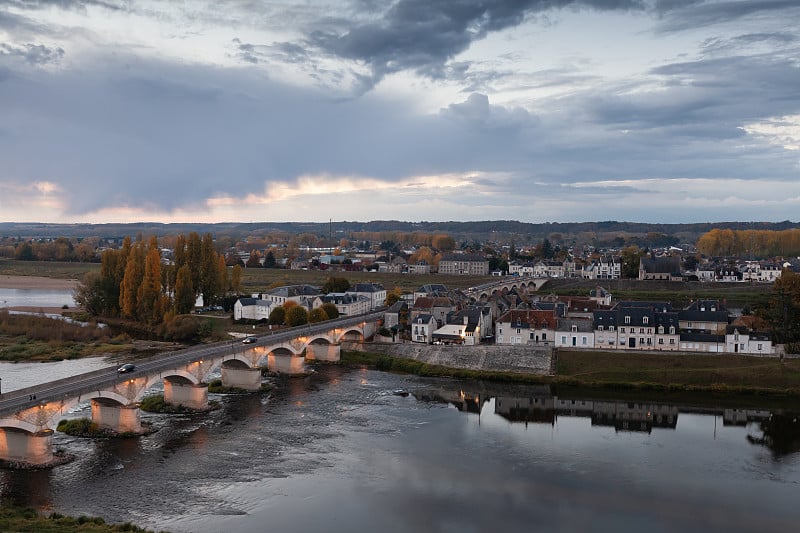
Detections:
120,240,145,319
230,264,243,293
137,236,164,323
285,305,308,327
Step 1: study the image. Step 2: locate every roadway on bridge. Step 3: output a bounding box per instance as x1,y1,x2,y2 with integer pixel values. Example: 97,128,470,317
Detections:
0,311,383,418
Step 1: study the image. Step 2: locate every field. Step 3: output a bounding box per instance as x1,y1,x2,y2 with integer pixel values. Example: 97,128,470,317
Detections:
0,258,98,280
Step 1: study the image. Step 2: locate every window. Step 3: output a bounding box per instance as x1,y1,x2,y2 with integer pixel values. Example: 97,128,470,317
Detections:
582,336,587,345
658,338,664,345
669,338,675,345
542,333,547,341
609,326,614,332
669,326,675,334
561,336,567,344
639,328,645,334
516,328,521,334
757,343,762,350
572,325,578,332
643,316,649,325
624,316,631,324
658,326,664,334
598,325,604,331
621,327,626,334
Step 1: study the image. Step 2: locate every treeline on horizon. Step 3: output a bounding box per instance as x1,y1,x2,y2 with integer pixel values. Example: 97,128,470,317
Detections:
696,229,800,258
1,220,797,242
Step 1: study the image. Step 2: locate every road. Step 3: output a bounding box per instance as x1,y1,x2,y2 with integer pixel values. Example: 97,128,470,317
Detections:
0,311,383,418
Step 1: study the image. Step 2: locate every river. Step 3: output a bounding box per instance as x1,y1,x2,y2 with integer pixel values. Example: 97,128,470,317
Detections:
0,287,76,309
0,363,798,532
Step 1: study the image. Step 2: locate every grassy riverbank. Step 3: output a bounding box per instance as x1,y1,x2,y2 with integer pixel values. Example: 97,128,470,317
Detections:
341,349,800,405
0,505,165,533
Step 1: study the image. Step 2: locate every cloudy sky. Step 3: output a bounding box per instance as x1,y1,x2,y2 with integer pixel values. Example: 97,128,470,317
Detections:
1,0,799,224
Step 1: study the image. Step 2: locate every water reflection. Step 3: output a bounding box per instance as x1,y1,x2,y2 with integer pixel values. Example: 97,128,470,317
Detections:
412,384,800,456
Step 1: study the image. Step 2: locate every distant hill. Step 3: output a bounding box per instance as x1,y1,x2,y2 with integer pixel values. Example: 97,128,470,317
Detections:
1,220,798,247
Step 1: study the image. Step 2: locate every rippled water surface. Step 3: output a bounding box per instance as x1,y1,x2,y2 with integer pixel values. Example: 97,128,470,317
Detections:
1,365,799,533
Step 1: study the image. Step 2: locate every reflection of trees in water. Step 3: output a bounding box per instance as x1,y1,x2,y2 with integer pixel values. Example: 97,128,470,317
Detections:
747,414,800,456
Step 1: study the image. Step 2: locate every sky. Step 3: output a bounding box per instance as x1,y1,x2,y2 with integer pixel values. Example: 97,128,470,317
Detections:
1,0,799,225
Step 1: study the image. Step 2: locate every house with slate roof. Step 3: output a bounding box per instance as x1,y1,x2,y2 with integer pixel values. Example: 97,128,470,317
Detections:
639,256,683,281
317,293,370,317
438,253,489,275
411,314,437,344
265,284,322,306
234,297,275,321
554,318,594,348
346,282,386,310
496,309,557,345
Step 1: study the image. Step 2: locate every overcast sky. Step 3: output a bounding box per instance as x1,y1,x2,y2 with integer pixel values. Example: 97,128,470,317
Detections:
1,0,799,225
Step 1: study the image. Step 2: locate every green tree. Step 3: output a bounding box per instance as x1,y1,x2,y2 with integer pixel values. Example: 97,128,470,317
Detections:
321,302,339,319
174,264,195,315
268,306,286,325
264,250,277,268
308,307,328,323
322,276,350,293
14,242,34,260
285,305,308,327
620,246,644,279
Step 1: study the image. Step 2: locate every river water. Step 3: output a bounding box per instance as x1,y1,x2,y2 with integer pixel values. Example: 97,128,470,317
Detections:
1,363,799,532
0,287,76,309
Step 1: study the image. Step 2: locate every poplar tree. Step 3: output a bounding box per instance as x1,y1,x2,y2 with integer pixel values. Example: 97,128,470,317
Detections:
120,241,145,319
174,264,195,315
138,236,163,323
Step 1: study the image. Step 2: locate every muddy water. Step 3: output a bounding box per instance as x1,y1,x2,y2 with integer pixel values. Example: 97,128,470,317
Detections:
1,365,799,533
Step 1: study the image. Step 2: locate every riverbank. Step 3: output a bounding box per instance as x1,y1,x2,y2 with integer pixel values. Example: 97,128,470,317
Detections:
0,505,158,532
341,347,800,405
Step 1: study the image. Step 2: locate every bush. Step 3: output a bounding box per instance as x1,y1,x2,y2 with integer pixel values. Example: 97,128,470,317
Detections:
285,306,308,327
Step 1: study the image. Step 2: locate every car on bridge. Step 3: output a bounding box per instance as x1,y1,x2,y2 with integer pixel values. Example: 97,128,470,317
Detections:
242,337,256,344
117,363,136,374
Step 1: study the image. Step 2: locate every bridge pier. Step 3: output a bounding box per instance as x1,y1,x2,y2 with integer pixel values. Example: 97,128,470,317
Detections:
91,399,142,434
221,363,262,391
268,353,306,375
305,343,340,362
0,428,54,465
164,378,208,409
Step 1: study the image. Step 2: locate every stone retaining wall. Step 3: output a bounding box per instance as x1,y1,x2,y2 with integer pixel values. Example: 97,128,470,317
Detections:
342,342,553,375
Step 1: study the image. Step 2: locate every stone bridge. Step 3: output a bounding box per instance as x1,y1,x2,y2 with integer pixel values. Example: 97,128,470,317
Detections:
465,277,549,301
0,315,378,466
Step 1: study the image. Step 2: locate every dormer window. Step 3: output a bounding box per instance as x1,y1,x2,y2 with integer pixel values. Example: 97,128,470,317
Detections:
643,316,649,325
658,326,664,334
669,326,675,334
624,316,631,324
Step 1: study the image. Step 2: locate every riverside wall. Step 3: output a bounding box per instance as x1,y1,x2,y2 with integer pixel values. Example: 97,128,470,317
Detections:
342,341,554,375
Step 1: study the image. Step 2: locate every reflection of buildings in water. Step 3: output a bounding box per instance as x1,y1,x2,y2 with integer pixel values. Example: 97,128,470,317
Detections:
494,396,678,433
411,389,488,414
723,408,771,426
495,396,556,425
591,401,678,433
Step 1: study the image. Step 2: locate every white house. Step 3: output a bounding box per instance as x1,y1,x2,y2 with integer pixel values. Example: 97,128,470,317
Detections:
234,297,274,321
318,293,370,317
346,283,387,310
411,314,437,344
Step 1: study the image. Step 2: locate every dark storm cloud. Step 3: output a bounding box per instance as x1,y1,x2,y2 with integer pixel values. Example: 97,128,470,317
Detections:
306,0,647,89
0,42,64,64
